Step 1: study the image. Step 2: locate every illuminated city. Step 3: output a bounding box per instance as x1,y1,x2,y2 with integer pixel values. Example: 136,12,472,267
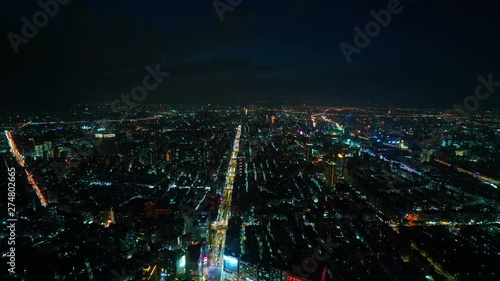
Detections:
2,1,500,280
1,105,499,280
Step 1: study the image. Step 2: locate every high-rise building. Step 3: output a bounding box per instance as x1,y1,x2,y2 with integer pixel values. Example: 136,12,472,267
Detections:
336,152,345,179
305,143,313,162
239,260,258,281
270,266,286,281
237,154,246,177
326,162,339,189
258,265,270,281
34,144,44,160
109,208,115,224
43,141,54,159
421,149,436,162
101,207,115,227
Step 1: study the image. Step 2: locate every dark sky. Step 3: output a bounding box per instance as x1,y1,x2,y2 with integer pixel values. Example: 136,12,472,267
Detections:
2,0,500,111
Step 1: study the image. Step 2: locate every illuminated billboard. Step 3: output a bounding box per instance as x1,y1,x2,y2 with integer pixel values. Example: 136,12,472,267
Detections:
176,255,186,273
179,255,186,268
223,255,238,273
94,133,115,138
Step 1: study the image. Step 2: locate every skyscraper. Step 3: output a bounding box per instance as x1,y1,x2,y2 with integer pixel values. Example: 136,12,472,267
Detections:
326,162,339,189
305,143,313,162
336,152,345,179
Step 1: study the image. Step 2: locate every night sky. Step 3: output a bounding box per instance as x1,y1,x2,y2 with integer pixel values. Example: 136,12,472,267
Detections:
2,0,500,111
